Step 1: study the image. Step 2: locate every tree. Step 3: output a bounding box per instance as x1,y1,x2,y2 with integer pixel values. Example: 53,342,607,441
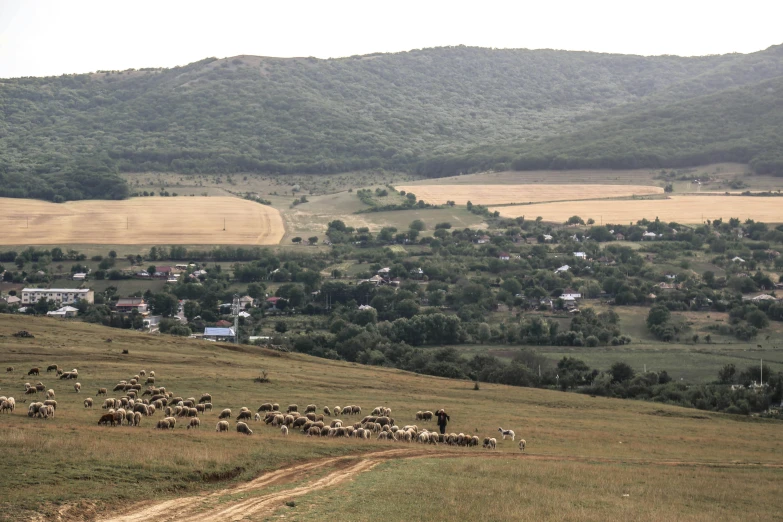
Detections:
718,363,736,384
308,236,318,245
108,250,117,259
410,219,426,231
746,309,769,329
151,292,178,317
247,283,266,299
183,301,201,321
646,304,671,327
609,362,635,383
566,215,585,226
478,322,491,344
292,237,302,244
275,321,288,333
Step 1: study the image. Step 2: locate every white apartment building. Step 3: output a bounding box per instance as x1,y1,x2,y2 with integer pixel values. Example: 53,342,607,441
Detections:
21,288,94,305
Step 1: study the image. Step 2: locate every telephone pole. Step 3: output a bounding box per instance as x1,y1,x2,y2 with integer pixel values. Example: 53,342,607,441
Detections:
232,293,240,345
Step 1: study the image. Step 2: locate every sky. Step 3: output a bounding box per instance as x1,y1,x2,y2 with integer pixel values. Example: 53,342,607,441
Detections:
1,0,782,78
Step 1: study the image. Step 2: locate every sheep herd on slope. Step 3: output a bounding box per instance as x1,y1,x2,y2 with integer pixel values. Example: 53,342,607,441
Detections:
1,365,526,452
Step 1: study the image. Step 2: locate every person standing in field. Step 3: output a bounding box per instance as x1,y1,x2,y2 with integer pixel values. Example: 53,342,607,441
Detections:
436,409,450,435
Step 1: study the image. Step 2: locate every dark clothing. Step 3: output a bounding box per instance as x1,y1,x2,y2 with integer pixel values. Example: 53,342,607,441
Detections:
436,411,450,434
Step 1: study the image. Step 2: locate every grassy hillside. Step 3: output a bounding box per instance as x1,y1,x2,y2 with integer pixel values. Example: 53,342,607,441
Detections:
3,45,783,200
1,315,782,521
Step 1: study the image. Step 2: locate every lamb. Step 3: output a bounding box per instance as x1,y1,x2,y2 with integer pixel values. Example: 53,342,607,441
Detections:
333,406,342,416
203,403,213,412
139,370,146,377
74,383,81,393
483,437,497,449
149,371,155,377
187,418,201,430
28,368,40,376
237,410,252,422
83,398,93,408
323,406,331,416
518,439,526,452
304,404,317,413
46,389,55,399
286,404,298,413
219,408,232,419
46,364,58,373
254,412,261,422
280,425,288,436
236,422,253,435
498,427,515,441
257,403,273,412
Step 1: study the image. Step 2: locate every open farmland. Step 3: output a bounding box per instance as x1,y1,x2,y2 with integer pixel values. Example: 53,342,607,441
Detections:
395,184,664,206
491,195,783,223
1,315,782,521
0,197,285,245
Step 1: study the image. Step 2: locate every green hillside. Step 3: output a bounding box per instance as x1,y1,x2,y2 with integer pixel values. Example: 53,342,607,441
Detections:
2,45,783,200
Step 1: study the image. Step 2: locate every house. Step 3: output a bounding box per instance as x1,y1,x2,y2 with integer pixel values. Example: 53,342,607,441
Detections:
21,288,94,305
135,270,150,278
115,297,148,314
642,231,658,240
154,266,173,278
46,306,79,318
542,234,553,242
72,273,87,281
560,288,581,299
175,264,189,270
369,275,384,285
358,304,374,311
5,295,21,306
745,294,778,303
615,233,625,241
203,327,235,342
573,252,586,259
238,295,255,308
238,311,251,318
377,267,391,275
498,252,510,261
476,235,491,244
390,278,402,287
732,256,745,263
215,319,233,327
555,265,570,274
265,296,286,310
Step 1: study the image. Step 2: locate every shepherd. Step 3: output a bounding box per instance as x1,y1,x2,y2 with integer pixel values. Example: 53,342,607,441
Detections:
436,408,450,435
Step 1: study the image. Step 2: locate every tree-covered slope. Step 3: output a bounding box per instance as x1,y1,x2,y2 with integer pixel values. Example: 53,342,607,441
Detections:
2,45,783,200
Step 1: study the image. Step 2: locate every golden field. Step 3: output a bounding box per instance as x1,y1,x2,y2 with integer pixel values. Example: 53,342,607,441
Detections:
0,197,285,245
491,195,783,223
395,184,663,205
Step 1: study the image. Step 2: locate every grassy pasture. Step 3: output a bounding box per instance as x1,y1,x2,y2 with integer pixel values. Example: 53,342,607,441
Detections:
491,195,783,224
1,315,782,520
0,197,285,246
395,184,663,206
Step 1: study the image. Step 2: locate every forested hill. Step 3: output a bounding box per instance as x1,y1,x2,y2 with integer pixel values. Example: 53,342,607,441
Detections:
2,45,783,201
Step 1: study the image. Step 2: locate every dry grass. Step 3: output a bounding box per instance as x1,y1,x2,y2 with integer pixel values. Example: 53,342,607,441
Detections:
395,184,663,206
1,315,782,520
0,196,284,245
492,195,783,223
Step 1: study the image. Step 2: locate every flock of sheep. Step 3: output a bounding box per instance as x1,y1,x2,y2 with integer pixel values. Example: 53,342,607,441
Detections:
2,365,526,453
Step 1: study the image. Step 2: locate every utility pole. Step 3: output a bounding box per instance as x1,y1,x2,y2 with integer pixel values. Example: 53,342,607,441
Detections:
232,293,239,345
760,358,763,387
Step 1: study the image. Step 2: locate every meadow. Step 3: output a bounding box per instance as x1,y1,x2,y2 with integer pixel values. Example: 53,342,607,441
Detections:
0,197,284,245
395,184,663,206
1,315,782,521
491,195,783,223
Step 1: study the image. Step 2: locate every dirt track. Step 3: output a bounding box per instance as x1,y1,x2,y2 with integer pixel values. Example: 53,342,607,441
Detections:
95,448,781,522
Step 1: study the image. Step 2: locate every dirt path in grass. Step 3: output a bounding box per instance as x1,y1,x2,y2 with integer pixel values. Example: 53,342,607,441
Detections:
94,448,783,522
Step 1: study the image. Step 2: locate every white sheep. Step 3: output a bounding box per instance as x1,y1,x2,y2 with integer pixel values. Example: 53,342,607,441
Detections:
216,420,229,432
74,382,81,393
188,418,201,430
236,422,253,435
280,425,288,436
46,389,55,399
518,439,526,452
498,427,515,441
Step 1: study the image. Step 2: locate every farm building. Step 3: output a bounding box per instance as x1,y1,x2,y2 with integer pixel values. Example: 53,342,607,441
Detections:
560,288,581,299
573,252,587,259
153,266,173,278
203,327,235,342
238,295,255,308
498,252,510,261
72,273,87,281
46,306,79,318
21,288,94,305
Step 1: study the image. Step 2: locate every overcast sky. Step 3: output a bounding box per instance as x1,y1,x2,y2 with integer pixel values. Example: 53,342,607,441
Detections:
1,0,782,78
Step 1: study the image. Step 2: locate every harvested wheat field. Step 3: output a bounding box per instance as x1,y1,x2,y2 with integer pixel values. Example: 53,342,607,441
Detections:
0,196,285,245
395,184,663,205
491,195,783,223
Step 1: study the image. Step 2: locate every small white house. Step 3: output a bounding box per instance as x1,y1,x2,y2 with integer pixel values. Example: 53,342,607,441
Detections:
72,273,87,281
643,231,658,240
560,288,581,299
47,306,79,318
573,252,587,259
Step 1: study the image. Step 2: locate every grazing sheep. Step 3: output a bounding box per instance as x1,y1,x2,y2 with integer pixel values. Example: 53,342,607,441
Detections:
199,393,212,404
415,411,423,420
145,377,155,385
156,419,170,430
204,403,213,412
292,417,308,429
236,422,253,435
304,404,317,413
165,417,177,429
307,426,321,436
284,414,294,426
422,411,433,421
323,406,331,416
44,399,57,410
28,368,40,376
320,426,330,436
6,367,12,372
271,403,280,411
257,403,273,412
25,387,37,396
187,418,201,430
149,371,155,377
330,419,343,428
286,404,298,413
46,364,58,373
498,427,515,441
518,439,526,452
254,412,262,421
469,436,480,447
84,398,93,408
0,401,11,414
280,425,288,436
133,412,142,426
139,370,146,377
352,405,361,415
333,406,342,416
237,410,251,421
483,437,497,450
98,413,116,426
74,383,81,393
219,408,232,419
46,389,55,399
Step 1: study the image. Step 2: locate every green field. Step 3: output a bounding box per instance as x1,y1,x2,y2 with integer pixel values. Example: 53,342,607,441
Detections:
1,315,782,521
